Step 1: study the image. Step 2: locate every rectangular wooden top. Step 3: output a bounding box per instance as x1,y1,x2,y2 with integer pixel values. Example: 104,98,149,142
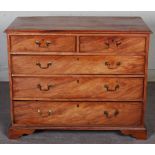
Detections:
5,16,151,33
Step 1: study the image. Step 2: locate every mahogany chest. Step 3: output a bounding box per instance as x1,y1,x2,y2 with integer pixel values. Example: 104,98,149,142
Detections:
5,16,151,139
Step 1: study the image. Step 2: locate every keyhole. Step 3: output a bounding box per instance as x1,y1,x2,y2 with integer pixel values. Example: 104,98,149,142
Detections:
77,57,79,61
77,104,79,108
77,80,80,83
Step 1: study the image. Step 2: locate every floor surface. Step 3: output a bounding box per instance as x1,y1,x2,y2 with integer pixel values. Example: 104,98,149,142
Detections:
0,82,155,144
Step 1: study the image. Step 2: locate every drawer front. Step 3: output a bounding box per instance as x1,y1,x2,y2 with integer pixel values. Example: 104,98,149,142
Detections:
13,77,143,100
80,36,146,53
14,101,142,127
12,55,145,75
10,35,76,52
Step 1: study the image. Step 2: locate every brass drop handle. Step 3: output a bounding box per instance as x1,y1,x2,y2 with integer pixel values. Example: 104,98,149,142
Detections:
104,41,110,48
36,62,52,69
37,109,52,117
104,39,122,48
103,109,119,118
104,84,120,92
37,84,52,91
104,61,121,69
115,40,122,47
46,40,52,46
35,40,52,48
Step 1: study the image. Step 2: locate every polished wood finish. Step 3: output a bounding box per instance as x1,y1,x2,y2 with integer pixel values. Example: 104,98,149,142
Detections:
12,77,143,100
10,35,76,52
12,55,145,75
5,16,151,33
8,126,35,139
80,36,146,53
121,129,147,140
6,16,151,139
14,101,142,127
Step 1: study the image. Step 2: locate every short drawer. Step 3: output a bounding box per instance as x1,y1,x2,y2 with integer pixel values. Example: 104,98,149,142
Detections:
13,77,143,100
80,36,146,53
12,55,145,75
10,35,76,52
13,101,142,127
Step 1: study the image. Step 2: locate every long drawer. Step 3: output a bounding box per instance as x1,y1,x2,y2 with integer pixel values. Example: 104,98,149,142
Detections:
80,36,146,53
12,55,145,75
10,35,76,52
12,77,143,100
13,101,142,127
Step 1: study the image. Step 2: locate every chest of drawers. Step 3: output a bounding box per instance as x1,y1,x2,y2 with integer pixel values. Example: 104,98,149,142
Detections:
5,16,151,139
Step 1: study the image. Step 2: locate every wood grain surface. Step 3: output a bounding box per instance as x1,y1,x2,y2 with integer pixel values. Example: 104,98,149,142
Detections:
10,35,76,52
5,16,151,33
11,55,145,75
12,77,143,100
5,16,151,139
80,36,146,53
13,101,142,127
